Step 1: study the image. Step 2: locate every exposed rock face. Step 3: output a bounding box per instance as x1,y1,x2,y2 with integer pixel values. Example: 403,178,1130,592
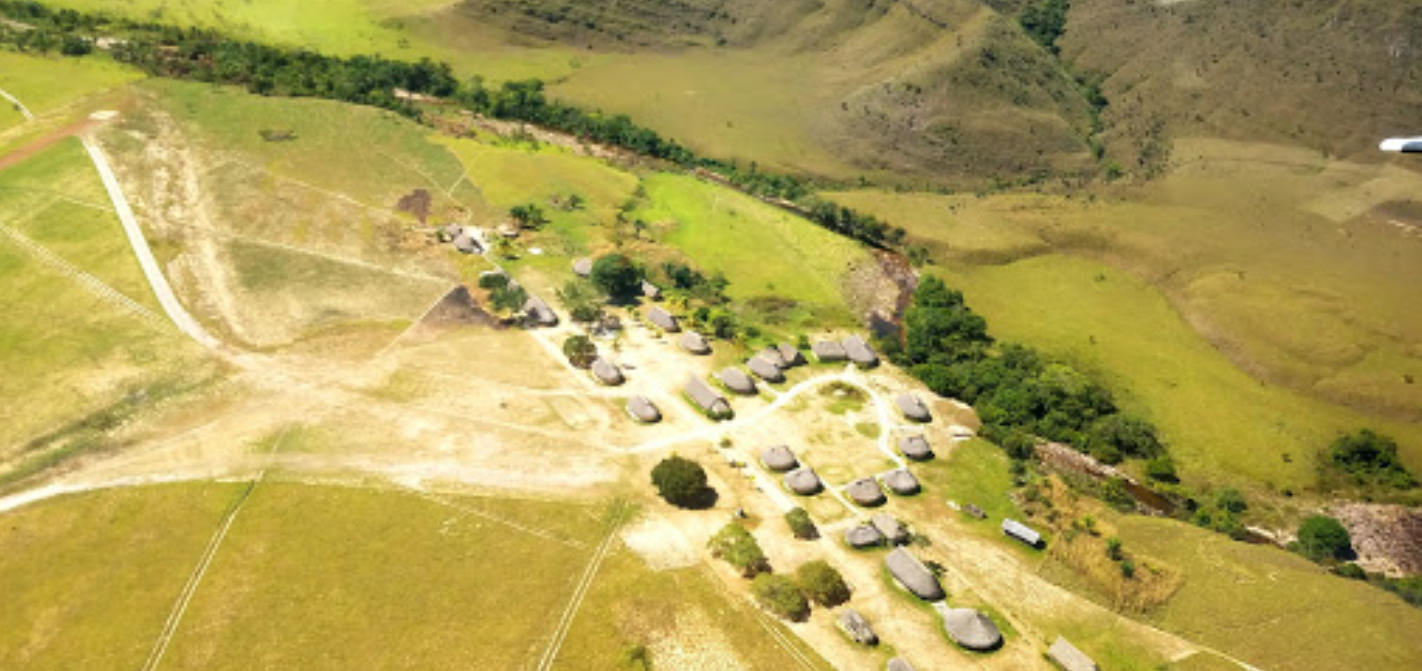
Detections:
1333,503,1422,577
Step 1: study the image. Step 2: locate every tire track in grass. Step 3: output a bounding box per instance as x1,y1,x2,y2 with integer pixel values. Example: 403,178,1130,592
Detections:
535,499,629,671
0,218,168,327
138,429,289,671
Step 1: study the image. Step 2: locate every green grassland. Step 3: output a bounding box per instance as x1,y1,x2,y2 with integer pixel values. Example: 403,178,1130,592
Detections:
0,140,211,465
0,483,247,670
0,482,829,671
1118,513,1422,671
0,51,139,121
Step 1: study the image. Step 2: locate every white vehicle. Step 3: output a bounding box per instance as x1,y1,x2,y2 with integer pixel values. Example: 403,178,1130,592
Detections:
1380,137,1422,153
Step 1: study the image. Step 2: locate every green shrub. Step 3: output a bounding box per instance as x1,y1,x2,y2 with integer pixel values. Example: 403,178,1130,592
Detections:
752,573,810,621
785,507,817,540
1328,429,1415,489
708,522,769,577
1105,536,1123,561
651,456,710,509
1215,487,1248,514
591,253,643,299
562,335,597,369
1296,515,1353,563
1145,455,1178,483
795,560,850,607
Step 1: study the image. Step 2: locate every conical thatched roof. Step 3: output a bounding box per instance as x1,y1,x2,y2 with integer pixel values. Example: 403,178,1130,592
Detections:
885,547,944,601
882,469,921,496
887,658,918,671
679,331,711,355
777,343,805,366
838,609,878,645
572,257,592,276
942,608,1002,651
898,435,934,461
453,232,479,254
758,347,787,369
648,306,679,332
843,335,878,368
523,295,559,326
625,396,661,423
784,467,823,495
718,367,757,395
844,524,883,548
812,340,847,362
591,357,624,385
871,514,909,545
846,477,886,507
761,445,798,472
896,393,931,422
641,280,661,299
746,356,784,382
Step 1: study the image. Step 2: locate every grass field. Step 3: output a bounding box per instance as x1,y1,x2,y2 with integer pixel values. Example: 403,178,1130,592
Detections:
0,51,139,122
1118,513,1422,671
946,254,1422,493
0,483,246,670
0,140,211,465
0,481,830,671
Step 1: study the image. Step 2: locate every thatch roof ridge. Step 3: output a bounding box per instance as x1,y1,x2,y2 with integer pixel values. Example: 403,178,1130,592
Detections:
871,513,909,545
680,331,711,354
882,469,921,496
812,340,847,361
777,343,805,366
761,445,798,472
747,356,784,382
845,524,884,548
785,467,823,495
647,306,680,332
626,395,661,423
896,393,931,422
846,477,886,507
885,547,944,601
942,608,1002,651
718,367,757,394
591,357,624,385
898,435,934,461
685,377,730,418
843,334,878,367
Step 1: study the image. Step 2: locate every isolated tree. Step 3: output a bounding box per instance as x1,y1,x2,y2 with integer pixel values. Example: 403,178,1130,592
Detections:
1215,488,1248,515
562,335,597,369
591,253,643,299
795,560,850,607
708,522,769,577
1145,455,1178,483
752,573,810,621
509,203,548,229
785,507,817,540
478,272,509,290
1297,515,1353,563
651,456,709,509
489,284,527,315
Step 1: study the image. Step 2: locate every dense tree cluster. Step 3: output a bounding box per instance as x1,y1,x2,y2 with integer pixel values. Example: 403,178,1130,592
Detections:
891,275,1164,466
1327,429,1415,490
1295,515,1353,563
784,507,817,540
590,253,644,300
751,574,809,621
1018,0,1070,54
795,560,850,608
650,456,711,509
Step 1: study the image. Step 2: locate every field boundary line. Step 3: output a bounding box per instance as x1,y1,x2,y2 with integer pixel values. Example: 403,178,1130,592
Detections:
415,491,590,550
0,218,168,326
81,136,223,351
535,500,628,671
373,284,464,359
697,564,825,671
0,86,34,120
138,429,289,671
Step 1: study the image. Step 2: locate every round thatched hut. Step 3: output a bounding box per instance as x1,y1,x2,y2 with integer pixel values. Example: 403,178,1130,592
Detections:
785,467,823,495
761,445,798,472
846,477,886,507
898,435,934,461
718,367,757,395
680,331,711,355
942,608,1002,651
896,393,932,422
838,609,878,645
746,356,784,382
625,396,661,423
591,358,624,386
845,524,883,548
887,658,918,671
882,469,921,496
885,547,944,601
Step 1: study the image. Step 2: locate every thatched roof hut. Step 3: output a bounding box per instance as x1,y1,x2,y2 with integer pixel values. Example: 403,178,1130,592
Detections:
761,445,798,472
777,343,805,366
758,347,787,369
898,435,934,461
438,223,461,241
625,396,661,423
685,377,731,419
679,331,711,355
812,340,847,362
887,658,918,671
871,514,910,545
718,367,757,395
497,223,520,238
843,335,879,368
838,609,878,646
1049,636,1100,671
896,393,932,422
641,280,661,300
453,231,480,254
523,295,559,326
942,608,1002,651
591,357,624,386
885,547,944,601
882,469,921,496
845,524,883,548
647,306,679,333
1002,518,1042,547
746,356,784,382
572,257,592,276
846,477,886,507
784,467,823,495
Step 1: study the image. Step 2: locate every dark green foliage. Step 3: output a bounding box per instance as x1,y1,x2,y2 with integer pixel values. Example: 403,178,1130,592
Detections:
489,284,527,314
1381,575,1422,609
710,313,738,340
621,643,652,670
1119,559,1135,579
1215,488,1248,514
570,303,603,324
661,261,727,304
795,560,850,607
1145,455,1178,483
751,573,810,621
785,507,817,540
1191,505,1247,540
1327,429,1415,489
1018,0,1070,54
509,203,548,229
1296,515,1353,563
562,335,597,369
477,273,509,290
590,254,643,299
708,522,770,577
1335,563,1368,580
651,456,711,509
59,33,90,55
1105,536,1123,561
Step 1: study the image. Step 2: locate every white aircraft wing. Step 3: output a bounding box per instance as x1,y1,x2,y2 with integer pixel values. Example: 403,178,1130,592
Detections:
1380,137,1422,153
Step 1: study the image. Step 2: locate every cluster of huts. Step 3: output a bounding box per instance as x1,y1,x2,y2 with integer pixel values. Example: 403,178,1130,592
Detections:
810,334,879,368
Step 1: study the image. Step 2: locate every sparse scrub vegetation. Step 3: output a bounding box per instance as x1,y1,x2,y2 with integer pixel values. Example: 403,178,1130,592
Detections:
785,507,817,540
751,573,809,622
708,522,770,577
795,560,850,608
